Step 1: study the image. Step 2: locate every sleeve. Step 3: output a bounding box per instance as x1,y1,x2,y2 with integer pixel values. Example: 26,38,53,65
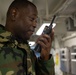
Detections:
35,54,55,75
0,46,25,75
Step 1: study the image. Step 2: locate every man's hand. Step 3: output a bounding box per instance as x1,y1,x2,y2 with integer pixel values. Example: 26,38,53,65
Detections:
36,29,54,60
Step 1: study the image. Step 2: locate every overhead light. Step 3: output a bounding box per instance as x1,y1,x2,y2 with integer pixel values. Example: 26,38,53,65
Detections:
36,23,56,35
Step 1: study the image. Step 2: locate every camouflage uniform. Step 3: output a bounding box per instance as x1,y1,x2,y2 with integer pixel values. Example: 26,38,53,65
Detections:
0,25,55,75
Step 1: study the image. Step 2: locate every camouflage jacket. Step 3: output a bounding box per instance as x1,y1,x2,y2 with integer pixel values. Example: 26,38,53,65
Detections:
0,25,55,75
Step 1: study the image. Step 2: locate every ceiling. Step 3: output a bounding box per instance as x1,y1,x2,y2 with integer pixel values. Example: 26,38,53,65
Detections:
0,0,76,41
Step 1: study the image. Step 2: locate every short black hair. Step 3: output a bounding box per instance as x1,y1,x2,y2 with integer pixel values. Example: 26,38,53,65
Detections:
7,0,36,16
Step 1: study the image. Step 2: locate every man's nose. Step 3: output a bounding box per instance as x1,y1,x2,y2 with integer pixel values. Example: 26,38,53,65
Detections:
33,20,37,28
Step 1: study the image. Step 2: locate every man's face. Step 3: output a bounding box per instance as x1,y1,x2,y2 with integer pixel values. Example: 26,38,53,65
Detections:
14,5,38,40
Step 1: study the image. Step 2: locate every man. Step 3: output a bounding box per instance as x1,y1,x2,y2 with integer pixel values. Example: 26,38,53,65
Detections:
0,0,55,75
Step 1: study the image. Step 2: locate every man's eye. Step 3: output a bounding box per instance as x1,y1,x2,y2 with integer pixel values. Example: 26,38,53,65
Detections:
30,18,34,21
28,17,38,23
29,17,34,21
30,18,37,22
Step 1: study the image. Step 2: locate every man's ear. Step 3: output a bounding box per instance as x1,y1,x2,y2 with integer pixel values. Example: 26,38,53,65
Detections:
11,8,19,20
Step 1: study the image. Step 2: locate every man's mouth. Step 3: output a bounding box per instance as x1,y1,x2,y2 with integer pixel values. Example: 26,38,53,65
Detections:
30,29,35,32
29,30,34,34
28,28,35,34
